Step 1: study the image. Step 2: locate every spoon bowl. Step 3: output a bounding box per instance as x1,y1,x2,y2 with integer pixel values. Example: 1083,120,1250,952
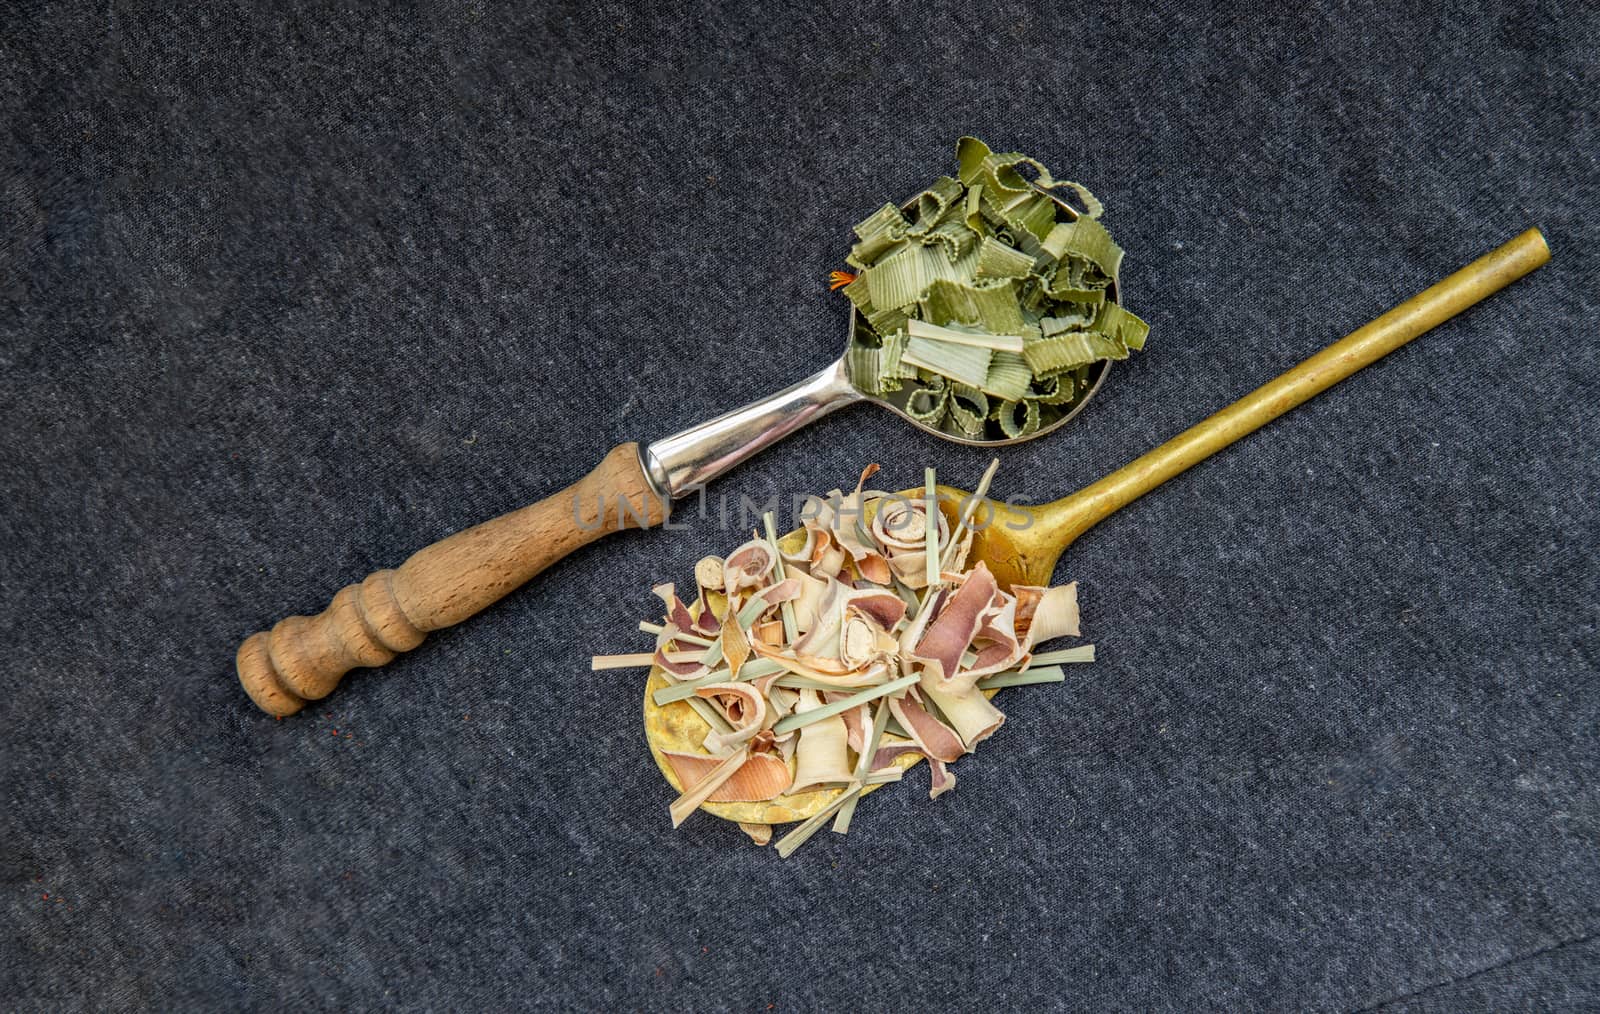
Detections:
641,189,1117,496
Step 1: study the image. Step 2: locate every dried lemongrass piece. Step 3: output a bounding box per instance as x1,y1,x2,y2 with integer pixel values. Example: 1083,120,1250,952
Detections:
921,682,1005,748
1014,581,1081,648
663,748,792,804
871,490,947,591
833,697,893,834
1027,645,1095,667
754,619,785,646
694,554,725,599
754,649,892,689
940,457,999,572
651,657,782,705
669,747,750,827
978,664,1066,690
887,690,966,765
696,683,768,755
775,787,861,859
771,673,918,736
829,465,893,585
720,609,751,680
591,650,703,671
638,621,714,647
910,561,999,687
696,594,780,667
789,690,855,794
723,538,778,593
772,674,881,693
761,512,801,643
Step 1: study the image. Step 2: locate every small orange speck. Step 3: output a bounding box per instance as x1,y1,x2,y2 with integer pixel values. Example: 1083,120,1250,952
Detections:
41,893,48,900
828,270,856,291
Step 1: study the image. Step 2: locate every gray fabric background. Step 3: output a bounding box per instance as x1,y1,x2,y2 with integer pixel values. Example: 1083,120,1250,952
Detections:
3,2,1597,1010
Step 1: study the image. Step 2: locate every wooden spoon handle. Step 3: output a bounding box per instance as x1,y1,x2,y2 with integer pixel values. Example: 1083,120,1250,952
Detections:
237,442,667,716
1036,228,1551,550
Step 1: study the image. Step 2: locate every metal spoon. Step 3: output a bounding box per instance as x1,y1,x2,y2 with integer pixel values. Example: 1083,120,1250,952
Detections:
641,229,1551,828
238,194,1111,715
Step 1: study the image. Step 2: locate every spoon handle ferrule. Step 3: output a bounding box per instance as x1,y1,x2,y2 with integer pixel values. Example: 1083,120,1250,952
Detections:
645,358,863,498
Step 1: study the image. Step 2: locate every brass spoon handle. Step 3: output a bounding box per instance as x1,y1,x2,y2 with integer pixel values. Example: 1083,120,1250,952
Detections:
1037,228,1551,550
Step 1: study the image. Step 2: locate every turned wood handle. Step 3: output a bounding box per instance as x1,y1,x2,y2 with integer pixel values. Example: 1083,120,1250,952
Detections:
237,441,667,716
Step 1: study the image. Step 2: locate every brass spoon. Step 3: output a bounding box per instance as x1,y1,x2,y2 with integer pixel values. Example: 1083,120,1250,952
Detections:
643,228,1551,828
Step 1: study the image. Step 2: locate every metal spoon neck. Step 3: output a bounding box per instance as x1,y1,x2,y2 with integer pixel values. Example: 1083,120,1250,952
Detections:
644,357,864,499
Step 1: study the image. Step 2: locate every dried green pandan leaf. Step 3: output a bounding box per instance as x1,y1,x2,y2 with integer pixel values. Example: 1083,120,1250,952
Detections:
905,375,951,427
842,272,875,315
1038,314,1093,339
1043,273,1109,305
1033,178,1104,220
1023,329,1128,375
902,334,993,389
974,237,1036,280
907,319,1023,352
995,397,1042,438
922,218,981,260
1042,215,1123,281
1094,301,1151,352
906,176,965,237
963,184,988,236
846,328,912,395
948,383,990,437
920,277,1028,335
867,242,980,312
956,136,992,185
866,303,910,338
1027,372,1076,405
980,350,1033,402
976,182,1056,242
850,203,910,268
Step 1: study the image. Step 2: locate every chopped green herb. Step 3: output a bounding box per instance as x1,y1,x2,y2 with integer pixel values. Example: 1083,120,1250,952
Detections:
841,138,1148,439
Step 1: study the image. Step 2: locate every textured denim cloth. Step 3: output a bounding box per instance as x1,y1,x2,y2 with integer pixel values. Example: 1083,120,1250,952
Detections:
3,2,1597,1010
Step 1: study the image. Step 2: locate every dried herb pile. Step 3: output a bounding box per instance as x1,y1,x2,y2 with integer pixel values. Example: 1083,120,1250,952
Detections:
596,462,1094,857
839,137,1149,440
